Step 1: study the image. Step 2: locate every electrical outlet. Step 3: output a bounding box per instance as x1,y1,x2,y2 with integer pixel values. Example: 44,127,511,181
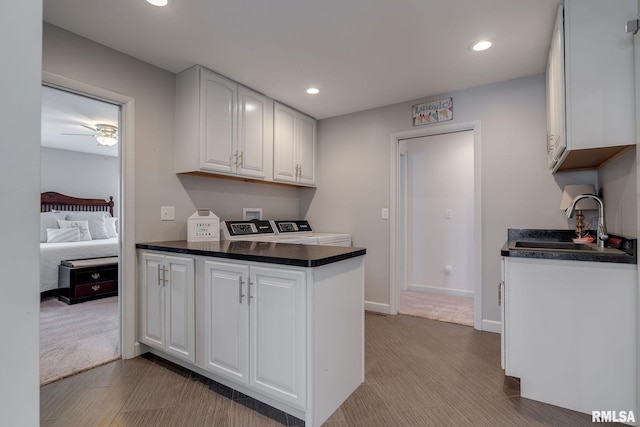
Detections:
161,206,175,221
381,208,389,220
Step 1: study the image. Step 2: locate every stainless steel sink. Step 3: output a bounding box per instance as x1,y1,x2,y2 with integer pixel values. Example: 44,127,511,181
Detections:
510,240,625,255
512,241,596,251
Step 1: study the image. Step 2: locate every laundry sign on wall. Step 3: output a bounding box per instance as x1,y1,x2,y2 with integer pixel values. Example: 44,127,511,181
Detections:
412,98,453,126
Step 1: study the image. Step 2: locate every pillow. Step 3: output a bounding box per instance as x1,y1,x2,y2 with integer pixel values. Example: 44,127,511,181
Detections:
46,227,80,243
105,217,118,238
65,212,109,239
40,212,66,243
57,220,92,241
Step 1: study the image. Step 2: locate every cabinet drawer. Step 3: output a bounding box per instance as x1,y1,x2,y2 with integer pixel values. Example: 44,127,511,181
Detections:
74,268,117,285
74,280,116,298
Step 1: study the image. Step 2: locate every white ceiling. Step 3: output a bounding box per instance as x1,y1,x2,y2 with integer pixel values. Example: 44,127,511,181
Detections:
43,0,562,121
41,86,119,157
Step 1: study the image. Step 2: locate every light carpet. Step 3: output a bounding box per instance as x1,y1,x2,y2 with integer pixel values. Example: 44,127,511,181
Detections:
40,296,120,385
399,290,474,326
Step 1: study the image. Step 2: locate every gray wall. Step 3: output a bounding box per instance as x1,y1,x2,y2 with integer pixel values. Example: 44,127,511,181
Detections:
41,147,120,212
0,1,41,424
307,74,599,323
42,23,301,242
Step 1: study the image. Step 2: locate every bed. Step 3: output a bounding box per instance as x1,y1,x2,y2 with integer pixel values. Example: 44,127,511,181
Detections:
40,192,119,294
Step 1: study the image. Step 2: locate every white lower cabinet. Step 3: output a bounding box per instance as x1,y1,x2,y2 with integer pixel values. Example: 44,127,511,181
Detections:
202,260,306,409
139,252,195,363
502,257,637,416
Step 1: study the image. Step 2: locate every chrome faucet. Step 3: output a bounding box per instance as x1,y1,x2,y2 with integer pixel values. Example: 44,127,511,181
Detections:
566,194,608,248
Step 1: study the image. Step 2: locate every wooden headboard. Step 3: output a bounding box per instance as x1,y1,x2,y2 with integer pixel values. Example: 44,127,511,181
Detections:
41,192,114,217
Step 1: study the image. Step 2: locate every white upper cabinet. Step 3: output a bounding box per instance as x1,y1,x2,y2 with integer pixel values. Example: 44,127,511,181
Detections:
237,86,273,178
274,102,316,186
548,0,637,173
201,71,237,173
546,5,566,170
175,66,272,180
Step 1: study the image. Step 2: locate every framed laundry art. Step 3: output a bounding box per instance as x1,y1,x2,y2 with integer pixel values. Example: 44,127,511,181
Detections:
412,98,453,126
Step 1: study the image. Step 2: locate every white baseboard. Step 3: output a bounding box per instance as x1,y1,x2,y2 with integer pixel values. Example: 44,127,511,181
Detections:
365,300,391,314
407,284,474,299
482,319,501,334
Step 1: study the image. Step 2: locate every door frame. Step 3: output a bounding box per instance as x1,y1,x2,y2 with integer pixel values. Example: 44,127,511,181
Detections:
42,72,137,358
389,120,482,330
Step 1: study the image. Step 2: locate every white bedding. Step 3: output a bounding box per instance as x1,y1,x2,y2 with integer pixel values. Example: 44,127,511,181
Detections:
40,237,119,292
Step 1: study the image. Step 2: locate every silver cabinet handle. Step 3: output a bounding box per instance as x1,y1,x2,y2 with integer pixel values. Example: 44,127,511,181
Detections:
248,281,254,305
238,151,244,168
157,264,162,287
238,277,245,304
163,266,168,287
498,281,504,306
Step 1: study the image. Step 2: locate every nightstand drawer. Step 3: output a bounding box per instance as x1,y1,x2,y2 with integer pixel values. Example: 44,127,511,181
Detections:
74,280,116,298
75,268,117,285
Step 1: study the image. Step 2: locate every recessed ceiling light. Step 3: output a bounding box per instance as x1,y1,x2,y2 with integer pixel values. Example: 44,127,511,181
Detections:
472,40,492,52
147,0,168,6
306,87,320,95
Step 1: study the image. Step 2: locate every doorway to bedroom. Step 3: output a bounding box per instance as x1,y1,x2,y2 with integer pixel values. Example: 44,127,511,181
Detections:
39,85,121,385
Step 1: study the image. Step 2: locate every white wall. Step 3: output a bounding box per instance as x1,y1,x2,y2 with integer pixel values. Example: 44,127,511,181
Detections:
0,1,42,425
600,148,637,237
307,74,597,323
41,147,120,211
405,131,474,297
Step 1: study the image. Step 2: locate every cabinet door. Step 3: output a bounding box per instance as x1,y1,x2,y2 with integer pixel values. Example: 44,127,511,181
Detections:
237,86,271,179
273,103,297,183
564,0,636,149
546,5,566,169
203,261,250,384
296,114,316,185
249,266,306,408
200,70,237,173
140,252,166,350
165,256,195,362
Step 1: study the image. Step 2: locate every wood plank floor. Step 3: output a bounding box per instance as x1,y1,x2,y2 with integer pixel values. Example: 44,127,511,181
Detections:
41,313,602,426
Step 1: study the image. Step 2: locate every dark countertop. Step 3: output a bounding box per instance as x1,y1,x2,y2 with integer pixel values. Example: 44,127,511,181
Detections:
501,229,637,264
136,240,366,268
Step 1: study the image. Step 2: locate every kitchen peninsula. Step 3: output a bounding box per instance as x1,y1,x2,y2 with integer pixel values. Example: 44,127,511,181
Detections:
136,240,366,426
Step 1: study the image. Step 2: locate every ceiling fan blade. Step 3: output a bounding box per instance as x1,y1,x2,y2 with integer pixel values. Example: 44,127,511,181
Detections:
81,124,97,132
61,133,95,136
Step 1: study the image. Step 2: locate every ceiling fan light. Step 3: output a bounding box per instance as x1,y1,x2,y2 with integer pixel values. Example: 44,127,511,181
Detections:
96,135,118,146
147,0,168,6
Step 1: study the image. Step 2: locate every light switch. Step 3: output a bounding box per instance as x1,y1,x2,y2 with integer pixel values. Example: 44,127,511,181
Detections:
445,208,453,219
381,208,389,220
161,206,175,221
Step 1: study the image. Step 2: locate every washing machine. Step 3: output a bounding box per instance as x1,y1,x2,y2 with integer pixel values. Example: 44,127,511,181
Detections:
220,219,318,245
271,220,352,247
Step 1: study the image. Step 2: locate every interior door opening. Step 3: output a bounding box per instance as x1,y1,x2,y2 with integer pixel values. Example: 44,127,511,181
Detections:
397,131,475,326
39,84,122,385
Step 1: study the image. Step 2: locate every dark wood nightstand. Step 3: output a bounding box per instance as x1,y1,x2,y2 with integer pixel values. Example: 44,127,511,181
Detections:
58,257,118,304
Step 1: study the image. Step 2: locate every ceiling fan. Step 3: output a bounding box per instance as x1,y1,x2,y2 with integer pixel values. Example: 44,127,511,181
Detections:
62,124,119,146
